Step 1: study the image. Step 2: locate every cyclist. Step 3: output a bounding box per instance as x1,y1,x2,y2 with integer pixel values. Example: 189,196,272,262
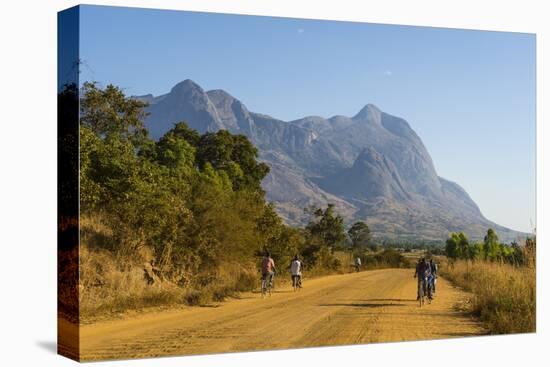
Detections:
354,257,362,272
414,257,430,300
290,255,303,289
262,251,276,289
429,259,438,294
425,260,434,300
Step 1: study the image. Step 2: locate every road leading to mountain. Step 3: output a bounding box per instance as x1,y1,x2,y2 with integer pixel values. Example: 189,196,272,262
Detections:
78,269,486,361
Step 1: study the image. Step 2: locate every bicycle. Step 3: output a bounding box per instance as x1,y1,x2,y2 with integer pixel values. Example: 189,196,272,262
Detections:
292,275,302,291
418,277,431,307
427,276,435,299
261,272,274,298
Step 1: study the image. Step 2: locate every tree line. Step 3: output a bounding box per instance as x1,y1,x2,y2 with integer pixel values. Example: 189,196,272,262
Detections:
445,228,535,266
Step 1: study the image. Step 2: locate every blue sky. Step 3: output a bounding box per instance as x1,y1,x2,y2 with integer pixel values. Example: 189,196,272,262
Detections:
78,5,536,233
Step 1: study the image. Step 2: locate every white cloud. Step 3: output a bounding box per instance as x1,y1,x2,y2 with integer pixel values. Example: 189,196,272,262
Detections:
383,70,393,77
297,28,305,34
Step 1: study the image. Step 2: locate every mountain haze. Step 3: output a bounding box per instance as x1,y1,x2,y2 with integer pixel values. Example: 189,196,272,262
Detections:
136,79,523,242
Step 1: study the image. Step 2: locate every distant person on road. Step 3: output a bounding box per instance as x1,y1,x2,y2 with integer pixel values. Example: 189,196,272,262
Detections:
429,259,438,293
262,251,276,288
354,257,362,272
414,257,431,300
425,260,434,299
290,255,303,288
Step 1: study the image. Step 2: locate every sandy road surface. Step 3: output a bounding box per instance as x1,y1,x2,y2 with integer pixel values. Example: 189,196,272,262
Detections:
77,269,485,361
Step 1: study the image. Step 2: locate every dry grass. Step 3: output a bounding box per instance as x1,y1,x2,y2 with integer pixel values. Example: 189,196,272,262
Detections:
79,215,180,318
79,215,259,320
440,259,535,334
79,245,186,317
183,264,258,305
80,244,259,319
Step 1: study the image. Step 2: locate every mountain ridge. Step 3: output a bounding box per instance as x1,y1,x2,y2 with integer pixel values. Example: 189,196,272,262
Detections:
135,79,525,242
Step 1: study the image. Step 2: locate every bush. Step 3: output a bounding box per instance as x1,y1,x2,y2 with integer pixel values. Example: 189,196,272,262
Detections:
364,249,411,269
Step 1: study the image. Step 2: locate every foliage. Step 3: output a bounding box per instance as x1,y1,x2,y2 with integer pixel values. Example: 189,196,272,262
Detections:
305,204,346,249
363,249,411,269
445,229,529,265
483,228,500,260
195,130,270,191
299,204,347,270
348,221,372,253
80,82,149,144
78,83,276,306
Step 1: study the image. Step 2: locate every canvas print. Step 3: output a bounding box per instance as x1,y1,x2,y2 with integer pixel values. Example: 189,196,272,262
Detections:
57,5,536,362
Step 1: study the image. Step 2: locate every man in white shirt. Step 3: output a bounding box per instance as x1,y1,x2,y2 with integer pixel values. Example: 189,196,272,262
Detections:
355,257,362,272
290,255,303,289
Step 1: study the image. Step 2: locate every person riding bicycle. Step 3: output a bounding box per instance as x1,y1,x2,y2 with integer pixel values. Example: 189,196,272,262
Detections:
290,254,303,288
414,257,431,300
262,251,276,288
425,261,434,300
429,259,438,294
354,257,362,272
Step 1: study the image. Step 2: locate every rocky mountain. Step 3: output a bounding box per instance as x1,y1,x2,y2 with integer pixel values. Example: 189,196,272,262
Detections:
136,79,524,242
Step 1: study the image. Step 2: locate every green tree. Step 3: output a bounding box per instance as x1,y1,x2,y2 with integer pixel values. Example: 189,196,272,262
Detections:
483,228,500,260
456,232,470,259
445,232,460,260
155,128,196,175
256,203,283,247
306,204,346,249
348,221,372,254
196,130,269,191
168,121,201,147
470,242,484,260
79,82,157,211
80,82,149,145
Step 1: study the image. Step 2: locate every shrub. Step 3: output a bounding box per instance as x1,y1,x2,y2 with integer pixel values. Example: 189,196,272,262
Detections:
364,249,411,269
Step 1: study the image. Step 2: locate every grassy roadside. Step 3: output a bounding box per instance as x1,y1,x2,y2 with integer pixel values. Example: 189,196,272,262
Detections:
80,246,343,322
80,243,259,320
440,259,535,334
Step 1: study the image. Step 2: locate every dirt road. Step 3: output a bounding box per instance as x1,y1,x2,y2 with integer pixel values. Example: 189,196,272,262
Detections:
78,269,486,361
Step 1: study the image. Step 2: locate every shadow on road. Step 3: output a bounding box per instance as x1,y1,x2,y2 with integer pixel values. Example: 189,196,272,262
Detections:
319,303,405,308
251,290,294,294
361,298,416,303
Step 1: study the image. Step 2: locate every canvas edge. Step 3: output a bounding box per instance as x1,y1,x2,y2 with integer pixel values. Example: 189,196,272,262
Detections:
57,4,81,362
